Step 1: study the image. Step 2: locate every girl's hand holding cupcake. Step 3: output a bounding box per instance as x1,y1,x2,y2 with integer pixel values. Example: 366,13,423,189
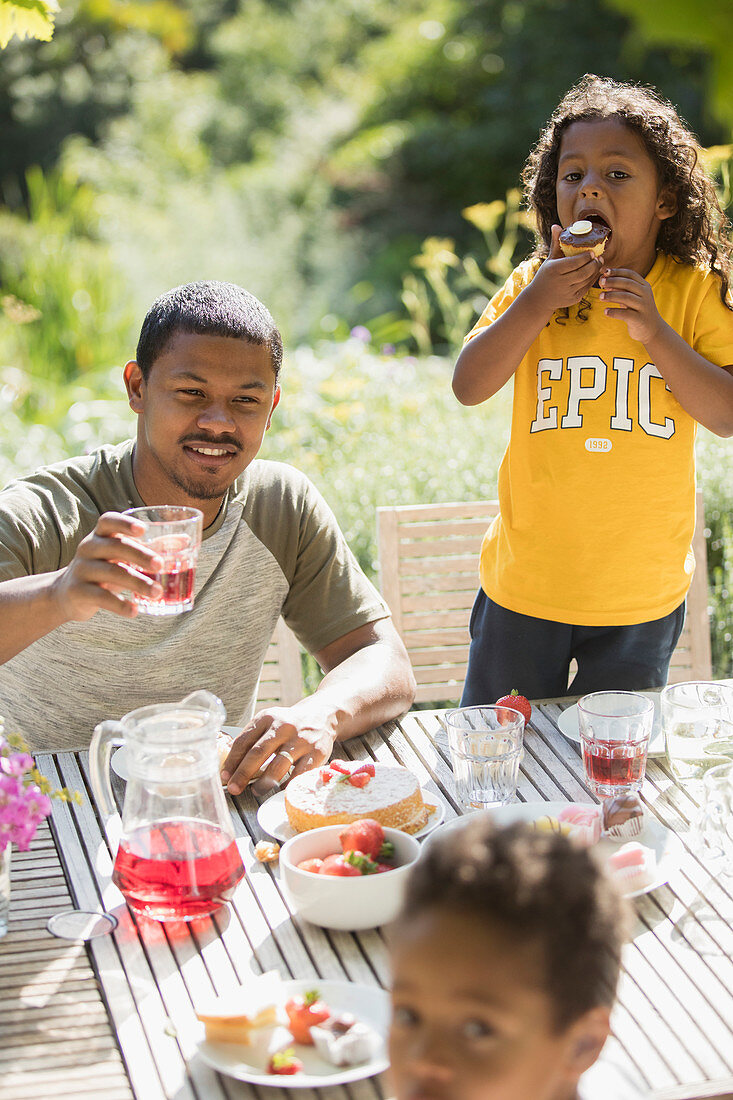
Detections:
526,224,603,314
599,266,666,345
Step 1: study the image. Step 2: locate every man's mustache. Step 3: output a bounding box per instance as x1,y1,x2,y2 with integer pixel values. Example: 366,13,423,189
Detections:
179,433,242,451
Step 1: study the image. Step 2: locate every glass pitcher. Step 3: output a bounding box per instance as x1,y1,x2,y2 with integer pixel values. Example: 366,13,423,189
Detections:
90,690,245,922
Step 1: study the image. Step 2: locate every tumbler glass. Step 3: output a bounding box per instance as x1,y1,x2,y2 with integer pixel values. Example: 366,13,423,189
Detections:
444,705,524,812
578,691,654,798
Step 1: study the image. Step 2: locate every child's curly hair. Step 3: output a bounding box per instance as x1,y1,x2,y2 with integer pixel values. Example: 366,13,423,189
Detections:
523,73,733,309
393,817,629,1030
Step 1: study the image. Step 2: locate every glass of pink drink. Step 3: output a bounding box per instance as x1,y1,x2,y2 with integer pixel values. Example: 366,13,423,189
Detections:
125,506,203,616
578,691,654,798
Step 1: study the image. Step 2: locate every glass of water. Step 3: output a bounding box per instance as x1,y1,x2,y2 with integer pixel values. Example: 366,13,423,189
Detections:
661,682,733,784
444,705,524,812
690,762,733,878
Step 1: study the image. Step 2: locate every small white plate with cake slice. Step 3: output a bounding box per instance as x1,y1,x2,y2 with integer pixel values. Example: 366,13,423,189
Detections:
257,760,445,843
435,802,681,899
196,978,390,1087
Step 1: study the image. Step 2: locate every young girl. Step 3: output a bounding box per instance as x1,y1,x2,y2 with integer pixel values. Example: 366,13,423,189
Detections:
453,74,733,703
388,817,637,1100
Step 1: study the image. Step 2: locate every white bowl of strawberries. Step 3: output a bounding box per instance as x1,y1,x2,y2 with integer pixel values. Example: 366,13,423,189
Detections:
279,818,421,931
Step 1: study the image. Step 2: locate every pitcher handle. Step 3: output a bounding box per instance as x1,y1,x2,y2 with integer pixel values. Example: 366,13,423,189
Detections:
90,719,124,851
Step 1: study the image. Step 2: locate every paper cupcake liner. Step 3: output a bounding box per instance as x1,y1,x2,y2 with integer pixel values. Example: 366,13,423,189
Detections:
603,815,644,842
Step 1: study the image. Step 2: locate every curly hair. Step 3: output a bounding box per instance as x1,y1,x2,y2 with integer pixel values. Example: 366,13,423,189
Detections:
393,816,629,1031
523,73,733,311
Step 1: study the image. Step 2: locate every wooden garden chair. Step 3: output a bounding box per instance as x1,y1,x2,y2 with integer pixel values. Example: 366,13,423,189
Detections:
255,617,304,708
377,493,712,706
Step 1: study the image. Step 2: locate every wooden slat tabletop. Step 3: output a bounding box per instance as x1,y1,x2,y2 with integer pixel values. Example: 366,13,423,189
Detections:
2,697,732,1100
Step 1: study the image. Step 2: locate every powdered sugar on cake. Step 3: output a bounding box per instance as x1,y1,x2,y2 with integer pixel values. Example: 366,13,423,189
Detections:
285,762,428,833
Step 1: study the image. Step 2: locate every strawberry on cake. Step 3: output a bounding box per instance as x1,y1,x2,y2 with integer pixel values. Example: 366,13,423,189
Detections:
284,760,428,834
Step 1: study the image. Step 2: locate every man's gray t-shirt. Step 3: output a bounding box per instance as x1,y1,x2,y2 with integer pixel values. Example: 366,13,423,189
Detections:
0,441,389,749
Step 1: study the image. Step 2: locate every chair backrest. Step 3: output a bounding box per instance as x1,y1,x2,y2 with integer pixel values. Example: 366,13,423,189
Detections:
377,500,499,705
377,492,712,704
667,489,712,683
255,617,304,709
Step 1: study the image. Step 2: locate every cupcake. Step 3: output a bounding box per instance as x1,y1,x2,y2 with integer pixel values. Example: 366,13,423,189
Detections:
311,1014,377,1066
559,219,610,257
557,804,603,847
601,793,645,841
607,842,657,894
532,815,572,836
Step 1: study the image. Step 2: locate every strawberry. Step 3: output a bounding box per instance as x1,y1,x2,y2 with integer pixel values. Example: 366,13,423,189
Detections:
495,690,531,728
339,819,385,861
329,760,351,775
319,853,362,876
374,861,394,874
268,1048,303,1075
351,761,376,777
297,857,325,874
285,990,330,1044
347,771,370,788
319,766,335,783
342,849,378,874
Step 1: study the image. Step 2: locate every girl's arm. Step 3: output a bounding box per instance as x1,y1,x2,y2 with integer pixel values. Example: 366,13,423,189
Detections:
453,227,602,406
601,268,733,437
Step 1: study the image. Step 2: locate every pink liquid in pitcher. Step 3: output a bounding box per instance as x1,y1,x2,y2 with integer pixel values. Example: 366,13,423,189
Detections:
113,821,244,921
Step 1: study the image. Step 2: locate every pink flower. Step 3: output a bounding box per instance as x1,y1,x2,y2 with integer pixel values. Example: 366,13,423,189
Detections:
0,774,22,801
25,788,52,819
0,752,33,777
13,822,37,852
0,733,71,853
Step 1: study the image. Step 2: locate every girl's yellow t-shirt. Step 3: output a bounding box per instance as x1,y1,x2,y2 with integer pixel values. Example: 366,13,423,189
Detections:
465,253,733,625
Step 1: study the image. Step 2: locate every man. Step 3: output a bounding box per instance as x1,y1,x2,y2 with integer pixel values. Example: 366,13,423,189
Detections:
0,281,415,793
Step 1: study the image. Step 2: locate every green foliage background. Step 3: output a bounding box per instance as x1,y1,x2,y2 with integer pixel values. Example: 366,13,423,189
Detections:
0,0,731,677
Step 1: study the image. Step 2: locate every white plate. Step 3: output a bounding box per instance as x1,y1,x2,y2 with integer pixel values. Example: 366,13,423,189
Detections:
434,801,680,899
196,979,389,1087
257,784,445,843
557,691,666,757
111,725,242,781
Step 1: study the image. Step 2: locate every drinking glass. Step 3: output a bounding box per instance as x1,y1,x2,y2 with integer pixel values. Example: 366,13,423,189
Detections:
660,682,733,784
444,705,524,812
125,506,203,615
578,691,654,798
690,761,733,878
678,761,733,956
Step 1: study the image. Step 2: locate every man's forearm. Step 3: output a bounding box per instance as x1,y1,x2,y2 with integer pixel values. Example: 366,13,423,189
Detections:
309,638,416,742
0,572,68,663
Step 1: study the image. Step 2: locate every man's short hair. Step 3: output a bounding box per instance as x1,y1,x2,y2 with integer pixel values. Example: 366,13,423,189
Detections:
395,817,629,1030
135,281,283,381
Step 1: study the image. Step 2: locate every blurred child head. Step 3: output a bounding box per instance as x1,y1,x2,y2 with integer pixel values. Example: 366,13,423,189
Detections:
522,73,732,301
388,817,630,1100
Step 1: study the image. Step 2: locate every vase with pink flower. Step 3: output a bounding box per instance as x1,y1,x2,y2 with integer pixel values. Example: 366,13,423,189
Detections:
0,721,80,938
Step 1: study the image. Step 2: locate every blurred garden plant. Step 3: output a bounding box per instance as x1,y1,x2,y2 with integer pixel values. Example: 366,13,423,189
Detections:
0,167,136,388
400,189,533,355
0,0,58,49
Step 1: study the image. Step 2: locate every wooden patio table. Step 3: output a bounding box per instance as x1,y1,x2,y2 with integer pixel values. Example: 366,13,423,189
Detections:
2,690,733,1100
